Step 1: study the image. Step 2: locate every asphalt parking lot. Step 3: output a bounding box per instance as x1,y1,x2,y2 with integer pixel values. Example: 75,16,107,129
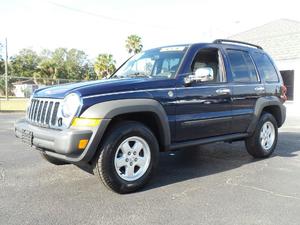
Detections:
1,109,300,225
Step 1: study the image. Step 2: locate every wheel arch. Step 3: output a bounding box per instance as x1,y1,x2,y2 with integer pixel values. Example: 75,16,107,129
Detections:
81,99,171,149
261,105,282,127
247,97,286,134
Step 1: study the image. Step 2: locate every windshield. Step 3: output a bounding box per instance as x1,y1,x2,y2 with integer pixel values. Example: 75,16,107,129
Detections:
112,46,187,79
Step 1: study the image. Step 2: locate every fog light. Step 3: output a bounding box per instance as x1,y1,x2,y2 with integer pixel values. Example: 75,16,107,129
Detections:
71,118,101,127
78,139,89,150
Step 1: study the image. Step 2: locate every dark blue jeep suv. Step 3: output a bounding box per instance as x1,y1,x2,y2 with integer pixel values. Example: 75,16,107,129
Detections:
15,39,287,193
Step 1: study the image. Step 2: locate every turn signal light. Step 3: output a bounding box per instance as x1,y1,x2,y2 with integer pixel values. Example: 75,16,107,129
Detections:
78,139,89,150
71,118,101,127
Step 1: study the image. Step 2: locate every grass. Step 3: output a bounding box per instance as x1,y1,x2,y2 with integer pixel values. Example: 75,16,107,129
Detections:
0,98,28,111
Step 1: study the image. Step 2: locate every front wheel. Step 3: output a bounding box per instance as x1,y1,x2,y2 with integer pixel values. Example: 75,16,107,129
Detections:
245,113,278,158
93,121,159,194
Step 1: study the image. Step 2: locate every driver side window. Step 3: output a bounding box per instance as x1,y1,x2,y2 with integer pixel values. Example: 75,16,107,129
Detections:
191,48,225,83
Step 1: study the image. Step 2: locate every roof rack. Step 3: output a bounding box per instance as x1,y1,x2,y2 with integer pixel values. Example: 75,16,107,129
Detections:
213,39,263,50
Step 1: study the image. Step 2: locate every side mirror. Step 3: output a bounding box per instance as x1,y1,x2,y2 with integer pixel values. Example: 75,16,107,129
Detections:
184,67,214,85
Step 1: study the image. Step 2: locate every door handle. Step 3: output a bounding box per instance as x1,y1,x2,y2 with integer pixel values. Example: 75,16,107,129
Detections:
254,86,265,92
216,88,231,95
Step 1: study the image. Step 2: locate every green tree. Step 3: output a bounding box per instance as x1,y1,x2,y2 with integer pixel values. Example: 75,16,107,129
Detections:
0,43,4,75
10,49,41,77
94,54,116,79
125,35,143,54
82,62,97,80
51,48,68,80
0,58,4,76
65,48,89,80
34,57,57,85
0,79,7,96
35,48,90,84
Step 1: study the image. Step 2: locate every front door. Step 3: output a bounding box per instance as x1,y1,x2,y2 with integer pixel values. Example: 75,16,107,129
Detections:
175,47,232,142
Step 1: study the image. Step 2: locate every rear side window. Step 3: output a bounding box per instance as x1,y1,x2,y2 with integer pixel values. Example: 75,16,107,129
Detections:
227,50,258,83
252,53,279,82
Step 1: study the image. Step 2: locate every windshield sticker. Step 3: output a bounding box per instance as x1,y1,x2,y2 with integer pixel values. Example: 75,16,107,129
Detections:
160,46,186,52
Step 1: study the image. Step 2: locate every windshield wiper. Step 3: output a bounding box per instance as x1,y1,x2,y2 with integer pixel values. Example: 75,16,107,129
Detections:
127,72,151,78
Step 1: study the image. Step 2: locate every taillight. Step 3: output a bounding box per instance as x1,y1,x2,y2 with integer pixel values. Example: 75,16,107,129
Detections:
280,85,287,102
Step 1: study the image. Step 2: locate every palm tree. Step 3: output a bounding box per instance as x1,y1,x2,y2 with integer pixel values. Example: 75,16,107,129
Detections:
94,54,116,79
125,35,143,55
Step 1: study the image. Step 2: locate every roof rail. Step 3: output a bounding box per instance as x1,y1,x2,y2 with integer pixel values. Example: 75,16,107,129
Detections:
213,39,263,50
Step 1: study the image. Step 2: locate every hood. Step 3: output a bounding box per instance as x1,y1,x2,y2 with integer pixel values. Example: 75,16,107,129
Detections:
33,78,172,99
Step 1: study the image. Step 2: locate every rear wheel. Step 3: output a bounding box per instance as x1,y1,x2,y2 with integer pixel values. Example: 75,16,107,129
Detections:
40,152,69,165
93,121,159,194
245,113,278,158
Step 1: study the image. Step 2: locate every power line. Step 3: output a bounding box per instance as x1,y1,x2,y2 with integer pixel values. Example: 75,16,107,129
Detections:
48,1,171,29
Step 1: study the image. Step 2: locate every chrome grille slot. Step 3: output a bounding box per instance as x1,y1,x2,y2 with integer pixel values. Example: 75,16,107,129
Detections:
51,102,60,126
33,100,39,121
41,101,48,123
30,99,37,120
26,98,62,128
45,102,53,124
36,101,43,122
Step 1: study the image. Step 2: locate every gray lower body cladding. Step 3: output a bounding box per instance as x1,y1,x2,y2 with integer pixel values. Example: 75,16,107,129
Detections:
14,118,110,163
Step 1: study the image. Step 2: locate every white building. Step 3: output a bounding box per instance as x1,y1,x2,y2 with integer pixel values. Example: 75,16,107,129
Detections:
13,80,38,98
230,19,300,103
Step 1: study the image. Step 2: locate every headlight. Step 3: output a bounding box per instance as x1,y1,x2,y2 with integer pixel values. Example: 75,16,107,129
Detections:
61,93,81,118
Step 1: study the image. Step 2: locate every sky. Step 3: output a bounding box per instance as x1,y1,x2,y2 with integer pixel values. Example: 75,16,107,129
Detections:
1,0,300,65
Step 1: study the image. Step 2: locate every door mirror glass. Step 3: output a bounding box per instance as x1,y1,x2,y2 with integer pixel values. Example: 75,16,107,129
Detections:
184,67,214,85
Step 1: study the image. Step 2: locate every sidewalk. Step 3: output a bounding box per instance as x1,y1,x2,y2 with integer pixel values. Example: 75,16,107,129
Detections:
0,98,28,111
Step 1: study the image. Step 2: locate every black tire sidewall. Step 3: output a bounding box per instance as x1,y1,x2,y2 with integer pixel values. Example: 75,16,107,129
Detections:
246,113,278,158
97,121,159,193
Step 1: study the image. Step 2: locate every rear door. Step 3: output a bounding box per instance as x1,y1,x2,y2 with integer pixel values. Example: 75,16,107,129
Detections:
224,48,265,133
251,52,282,99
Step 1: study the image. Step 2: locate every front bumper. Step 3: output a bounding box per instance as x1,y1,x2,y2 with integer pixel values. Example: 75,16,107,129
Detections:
15,118,110,163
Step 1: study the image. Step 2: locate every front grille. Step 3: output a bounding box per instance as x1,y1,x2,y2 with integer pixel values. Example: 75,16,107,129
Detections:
27,98,61,128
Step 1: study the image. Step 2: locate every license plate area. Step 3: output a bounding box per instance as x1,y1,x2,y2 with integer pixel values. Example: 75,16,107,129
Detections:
21,129,33,146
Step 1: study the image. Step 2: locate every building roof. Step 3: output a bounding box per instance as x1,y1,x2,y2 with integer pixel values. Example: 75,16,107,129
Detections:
229,19,300,61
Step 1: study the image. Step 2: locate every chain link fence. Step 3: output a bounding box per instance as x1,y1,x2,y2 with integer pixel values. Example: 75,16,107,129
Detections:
0,75,82,99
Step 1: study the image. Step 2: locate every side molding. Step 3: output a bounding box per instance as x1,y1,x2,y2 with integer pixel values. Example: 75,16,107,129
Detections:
81,99,171,147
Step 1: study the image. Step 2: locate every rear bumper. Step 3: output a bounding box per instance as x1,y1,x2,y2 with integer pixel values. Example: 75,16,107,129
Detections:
280,104,286,127
15,118,110,163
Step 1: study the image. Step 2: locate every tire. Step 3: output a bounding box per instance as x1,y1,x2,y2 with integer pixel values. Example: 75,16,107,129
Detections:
40,152,69,165
245,113,278,158
93,121,159,194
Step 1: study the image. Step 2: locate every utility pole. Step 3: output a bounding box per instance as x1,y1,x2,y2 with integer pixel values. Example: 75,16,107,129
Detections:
4,38,8,100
